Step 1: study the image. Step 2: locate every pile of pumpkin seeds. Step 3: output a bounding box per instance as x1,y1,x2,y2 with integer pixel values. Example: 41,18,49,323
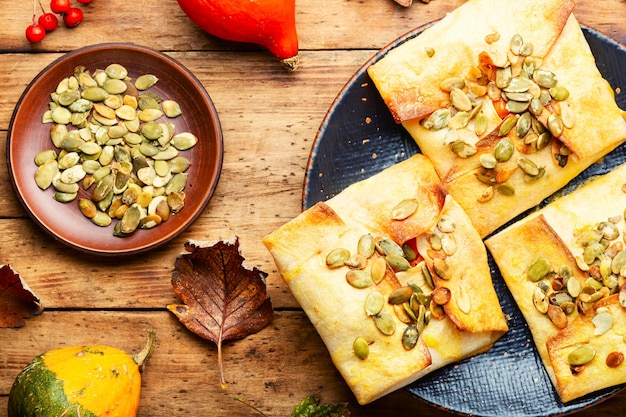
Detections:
34,64,198,237
420,33,574,201
526,213,626,370
326,199,461,360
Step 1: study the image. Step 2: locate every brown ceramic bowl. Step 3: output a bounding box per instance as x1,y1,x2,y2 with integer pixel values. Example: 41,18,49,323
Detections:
7,43,223,256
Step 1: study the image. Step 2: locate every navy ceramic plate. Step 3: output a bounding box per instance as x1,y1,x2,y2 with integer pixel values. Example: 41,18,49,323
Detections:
303,24,626,417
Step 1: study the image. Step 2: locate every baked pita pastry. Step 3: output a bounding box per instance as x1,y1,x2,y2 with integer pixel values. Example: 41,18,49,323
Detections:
486,162,626,402
368,0,626,237
264,154,508,404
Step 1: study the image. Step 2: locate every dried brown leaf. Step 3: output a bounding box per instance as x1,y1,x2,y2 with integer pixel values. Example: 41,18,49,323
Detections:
0,264,44,328
167,238,273,388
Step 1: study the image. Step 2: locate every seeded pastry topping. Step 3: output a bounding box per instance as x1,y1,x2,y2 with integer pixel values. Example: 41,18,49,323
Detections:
420,33,574,201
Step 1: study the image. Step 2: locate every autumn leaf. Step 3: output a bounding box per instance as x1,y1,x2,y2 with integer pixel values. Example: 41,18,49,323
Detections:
167,238,274,388
291,396,351,417
0,264,44,328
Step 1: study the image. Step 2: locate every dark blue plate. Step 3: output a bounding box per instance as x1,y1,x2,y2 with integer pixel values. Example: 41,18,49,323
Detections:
303,23,626,417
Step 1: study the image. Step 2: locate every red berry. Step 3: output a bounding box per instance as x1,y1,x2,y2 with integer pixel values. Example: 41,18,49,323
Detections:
25,24,46,43
38,12,58,32
63,8,83,27
49,0,71,14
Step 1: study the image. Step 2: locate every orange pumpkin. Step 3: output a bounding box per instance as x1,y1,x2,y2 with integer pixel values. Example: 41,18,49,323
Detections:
8,330,155,417
176,0,299,70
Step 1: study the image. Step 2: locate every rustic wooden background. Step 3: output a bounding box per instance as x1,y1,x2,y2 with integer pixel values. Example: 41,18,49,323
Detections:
1,0,625,415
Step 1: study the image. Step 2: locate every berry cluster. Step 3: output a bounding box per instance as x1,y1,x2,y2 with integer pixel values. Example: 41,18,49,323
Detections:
26,0,92,43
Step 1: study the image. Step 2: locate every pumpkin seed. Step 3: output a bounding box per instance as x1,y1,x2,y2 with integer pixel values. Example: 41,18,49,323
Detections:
510,34,523,55
388,286,413,305
450,88,472,112
517,157,540,176
450,140,477,158
549,85,569,101
346,270,372,289
532,69,558,88
391,198,418,220
354,234,374,258
135,74,159,91
431,286,451,305
90,210,112,227
440,77,465,92
402,325,419,350
568,345,596,366
421,108,451,130
498,115,519,137
105,63,128,80
345,254,367,269
437,215,456,233
533,286,549,313
353,337,369,360
365,291,385,316
528,257,550,282
370,257,387,284
479,153,497,169
386,254,410,271
516,112,532,137
592,310,613,336
373,311,396,336
495,66,512,89
547,113,564,137
494,138,514,162
402,242,417,262
162,100,182,118
378,238,404,257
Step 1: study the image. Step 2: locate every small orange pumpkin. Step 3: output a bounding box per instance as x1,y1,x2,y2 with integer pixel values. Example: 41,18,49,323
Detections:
176,0,299,70
7,330,155,417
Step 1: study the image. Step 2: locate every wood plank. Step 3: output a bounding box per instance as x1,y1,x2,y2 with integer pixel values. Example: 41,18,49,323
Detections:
1,310,626,416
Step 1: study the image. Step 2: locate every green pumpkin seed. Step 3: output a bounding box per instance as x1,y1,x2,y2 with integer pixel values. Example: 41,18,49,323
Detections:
365,291,385,316
53,191,77,203
402,325,419,350
547,113,564,137
504,77,531,93
105,63,128,80
528,257,551,281
353,337,369,360
34,149,57,166
402,242,417,262
498,115,519,136
517,157,540,176
135,74,159,91
532,69,557,88
421,108,451,130
357,234,376,258
103,79,128,95
373,311,396,335
449,140,477,158
494,138,514,162
479,153,497,169
386,254,410,271
474,113,488,136
533,286,549,313
567,345,596,366
326,248,350,269
346,270,372,289
162,100,182,118
516,112,532,137
82,86,109,102
506,100,530,114
388,286,413,305
378,238,404,257
549,85,569,101
450,88,472,112
345,254,367,269
172,132,198,151
391,198,418,220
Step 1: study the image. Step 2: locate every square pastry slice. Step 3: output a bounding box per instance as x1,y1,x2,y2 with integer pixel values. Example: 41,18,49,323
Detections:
264,154,508,404
486,162,626,402
368,0,626,237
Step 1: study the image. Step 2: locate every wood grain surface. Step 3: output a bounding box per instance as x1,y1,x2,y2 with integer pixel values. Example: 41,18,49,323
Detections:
1,0,625,415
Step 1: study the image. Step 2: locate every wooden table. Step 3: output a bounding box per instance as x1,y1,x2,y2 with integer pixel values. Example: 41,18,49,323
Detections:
1,0,625,415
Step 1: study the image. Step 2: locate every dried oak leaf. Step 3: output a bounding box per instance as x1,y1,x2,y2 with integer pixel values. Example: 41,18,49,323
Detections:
0,264,44,328
167,238,273,388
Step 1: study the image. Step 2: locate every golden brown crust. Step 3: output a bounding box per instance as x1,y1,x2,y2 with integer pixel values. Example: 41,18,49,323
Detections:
264,154,507,404
369,0,626,238
368,0,575,123
486,163,626,402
